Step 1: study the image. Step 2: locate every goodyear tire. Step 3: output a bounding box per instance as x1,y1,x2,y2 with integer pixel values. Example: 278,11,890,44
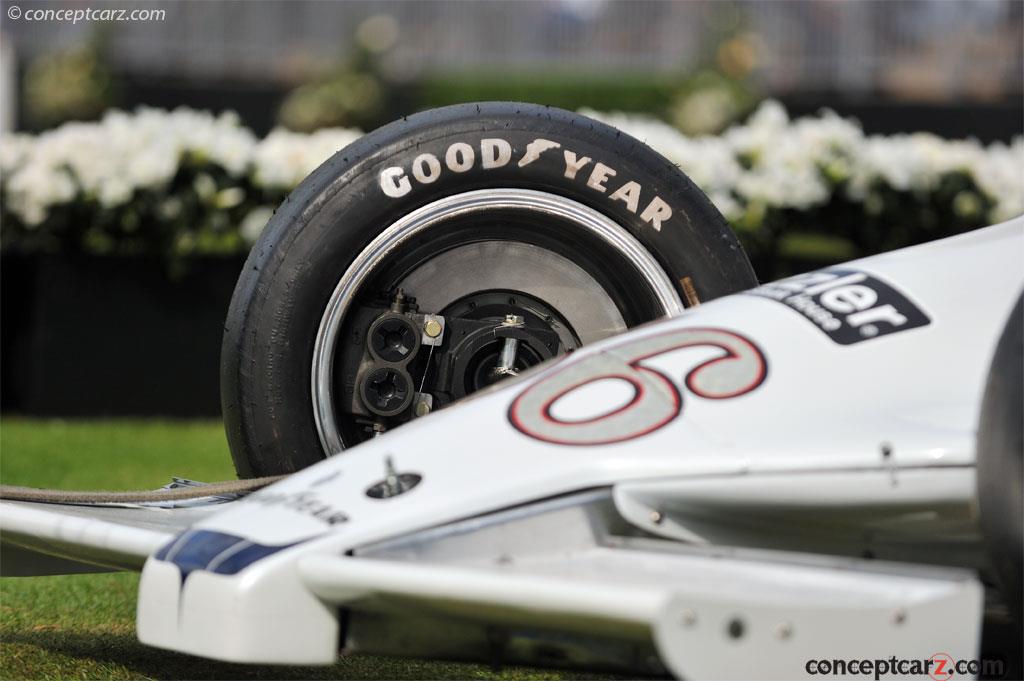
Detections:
222,102,757,478
976,292,1023,630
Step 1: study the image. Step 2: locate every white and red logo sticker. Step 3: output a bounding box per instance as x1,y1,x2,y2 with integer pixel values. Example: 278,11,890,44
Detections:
509,327,766,445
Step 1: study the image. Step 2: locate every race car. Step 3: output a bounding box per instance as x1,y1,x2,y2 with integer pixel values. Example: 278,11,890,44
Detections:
2,103,1021,679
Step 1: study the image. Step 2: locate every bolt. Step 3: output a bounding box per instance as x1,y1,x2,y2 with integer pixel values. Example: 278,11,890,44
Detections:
384,456,400,497
502,314,525,328
423,318,442,338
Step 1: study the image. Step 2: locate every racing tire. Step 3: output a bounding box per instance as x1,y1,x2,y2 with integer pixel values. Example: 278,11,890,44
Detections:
222,102,757,478
976,292,1023,631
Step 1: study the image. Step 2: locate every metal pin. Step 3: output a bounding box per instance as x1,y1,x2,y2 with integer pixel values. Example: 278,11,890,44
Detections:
494,315,524,377
384,456,400,497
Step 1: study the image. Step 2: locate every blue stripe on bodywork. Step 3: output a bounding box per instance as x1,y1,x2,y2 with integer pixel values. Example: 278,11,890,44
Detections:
155,530,301,582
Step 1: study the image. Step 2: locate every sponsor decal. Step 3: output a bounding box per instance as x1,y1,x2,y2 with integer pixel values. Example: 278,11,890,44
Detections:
509,327,766,446
746,268,930,345
378,137,674,231
242,490,349,526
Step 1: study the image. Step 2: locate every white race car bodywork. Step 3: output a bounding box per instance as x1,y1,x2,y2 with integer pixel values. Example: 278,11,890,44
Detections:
3,218,1022,678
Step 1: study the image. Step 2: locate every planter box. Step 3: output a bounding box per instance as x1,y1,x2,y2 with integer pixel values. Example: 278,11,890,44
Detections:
2,254,246,417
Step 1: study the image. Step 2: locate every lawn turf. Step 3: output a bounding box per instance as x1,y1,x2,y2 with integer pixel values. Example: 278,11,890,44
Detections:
1,418,617,680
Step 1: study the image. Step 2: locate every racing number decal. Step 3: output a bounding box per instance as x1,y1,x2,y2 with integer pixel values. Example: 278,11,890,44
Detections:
509,328,766,445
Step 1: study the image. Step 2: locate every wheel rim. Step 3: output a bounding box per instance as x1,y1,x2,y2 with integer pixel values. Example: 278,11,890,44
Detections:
312,188,685,455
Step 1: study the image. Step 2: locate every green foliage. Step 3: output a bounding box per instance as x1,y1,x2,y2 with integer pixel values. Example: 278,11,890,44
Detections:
278,70,385,133
415,71,681,117
23,42,114,130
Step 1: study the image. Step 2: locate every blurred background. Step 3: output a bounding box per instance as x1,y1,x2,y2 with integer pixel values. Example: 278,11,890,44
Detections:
1,0,1022,417
2,0,1024,135
3,0,1021,136
2,5,1021,677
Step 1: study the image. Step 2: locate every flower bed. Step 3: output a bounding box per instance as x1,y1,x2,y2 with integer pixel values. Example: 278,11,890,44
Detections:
0,108,361,258
2,103,1020,272
586,103,1022,274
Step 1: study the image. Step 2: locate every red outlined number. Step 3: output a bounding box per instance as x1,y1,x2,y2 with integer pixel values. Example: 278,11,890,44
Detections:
509,327,766,445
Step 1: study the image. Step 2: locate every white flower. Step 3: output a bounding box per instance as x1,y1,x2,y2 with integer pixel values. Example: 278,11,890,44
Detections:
1,106,259,224
972,137,1024,222
240,206,275,243
5,162,76,225
252,126,362,190
0,133,34,177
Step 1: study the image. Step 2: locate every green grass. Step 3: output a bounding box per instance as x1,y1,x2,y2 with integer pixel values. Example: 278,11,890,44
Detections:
1,418,613,680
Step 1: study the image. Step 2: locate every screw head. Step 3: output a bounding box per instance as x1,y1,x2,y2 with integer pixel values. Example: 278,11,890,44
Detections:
775,622,793,640
423,318,443,338
680,609,698,627
649,510,664,524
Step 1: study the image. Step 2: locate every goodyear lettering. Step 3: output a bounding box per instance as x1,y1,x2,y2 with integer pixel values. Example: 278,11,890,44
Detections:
378,137,674,231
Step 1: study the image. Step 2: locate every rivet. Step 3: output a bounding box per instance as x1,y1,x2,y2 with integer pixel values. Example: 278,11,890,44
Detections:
649,510,664,524
893,609,907,625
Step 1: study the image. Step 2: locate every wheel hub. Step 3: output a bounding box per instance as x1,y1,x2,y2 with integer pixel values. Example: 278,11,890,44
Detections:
311,189,686,454
338,288,570,442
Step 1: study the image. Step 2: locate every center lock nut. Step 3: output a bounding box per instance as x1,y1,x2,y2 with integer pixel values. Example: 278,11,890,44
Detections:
360,367,414,416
